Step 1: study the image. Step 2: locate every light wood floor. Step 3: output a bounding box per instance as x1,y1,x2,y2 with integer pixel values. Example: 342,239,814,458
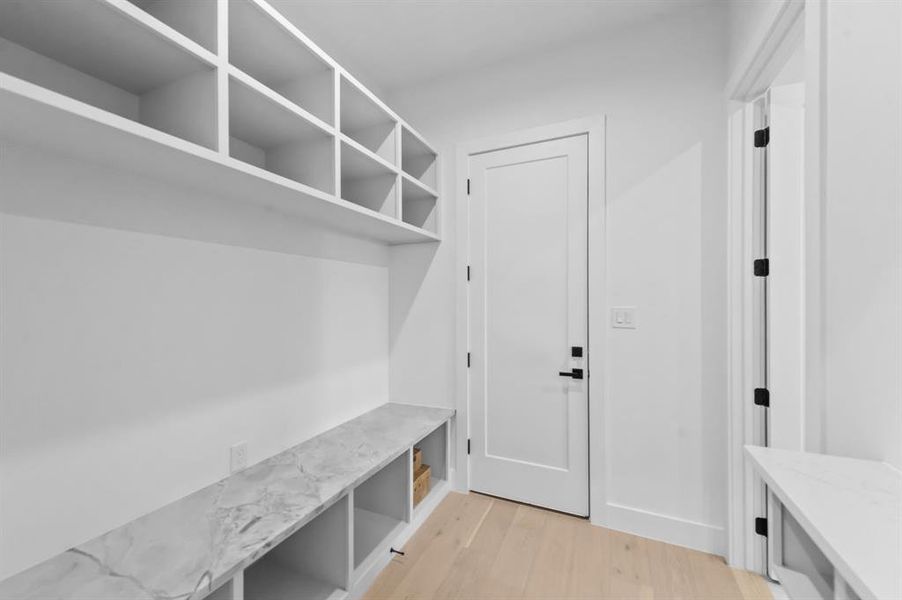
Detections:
365,492,772,600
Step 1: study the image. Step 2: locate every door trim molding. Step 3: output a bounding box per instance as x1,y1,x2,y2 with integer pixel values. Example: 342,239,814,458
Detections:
454,116,606,523
726,0,823,571
726,0,804,101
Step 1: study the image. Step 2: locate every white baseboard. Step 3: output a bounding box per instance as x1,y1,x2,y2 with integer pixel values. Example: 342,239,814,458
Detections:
603,502,726,557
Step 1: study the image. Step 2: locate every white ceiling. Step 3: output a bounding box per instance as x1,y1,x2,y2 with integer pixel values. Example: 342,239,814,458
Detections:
268,0,712,93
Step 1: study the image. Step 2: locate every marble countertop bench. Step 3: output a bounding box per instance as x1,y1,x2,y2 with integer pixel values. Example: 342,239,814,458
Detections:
0,402,454,600
745,446,901,600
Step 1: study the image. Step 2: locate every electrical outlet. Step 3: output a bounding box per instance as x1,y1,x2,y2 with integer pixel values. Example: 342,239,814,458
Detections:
230,442,248,474
611,306,638,329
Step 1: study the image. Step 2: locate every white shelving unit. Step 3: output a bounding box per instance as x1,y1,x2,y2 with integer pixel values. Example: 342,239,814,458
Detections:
0,0,440,244
0,0,218,150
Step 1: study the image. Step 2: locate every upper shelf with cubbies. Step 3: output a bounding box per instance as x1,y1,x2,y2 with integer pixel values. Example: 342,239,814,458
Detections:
0,0,219,149
0,0,440,244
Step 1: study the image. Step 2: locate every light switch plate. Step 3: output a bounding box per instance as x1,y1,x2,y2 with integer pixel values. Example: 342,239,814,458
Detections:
611,306,637,329
230,442,248,473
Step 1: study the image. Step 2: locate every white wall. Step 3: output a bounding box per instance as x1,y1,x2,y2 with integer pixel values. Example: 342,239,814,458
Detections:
387,7,730,554
821,0,902,469
0,150,391,578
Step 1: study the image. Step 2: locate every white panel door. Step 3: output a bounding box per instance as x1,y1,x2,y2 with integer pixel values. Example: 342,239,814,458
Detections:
469,134,589,516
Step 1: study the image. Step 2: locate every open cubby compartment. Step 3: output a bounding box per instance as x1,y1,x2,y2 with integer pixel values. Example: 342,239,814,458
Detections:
229,74,335,194
229,0,334,125
778,508,837,600
401,126,437,189
341,140,398,217
415,423,448,485
0,1,218,150
340,76,397,165
413,422,448,510
245,495,350,600
126,0,217,53
353,452,409,570
204,576,240,600
401,177,439,233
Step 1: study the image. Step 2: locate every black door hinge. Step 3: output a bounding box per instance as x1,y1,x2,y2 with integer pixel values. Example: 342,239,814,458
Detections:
467,179,470,195
755,517,768,537
754,127,770,148
467,265,470,281
754,258,769,277
754,388,770,407
467,352,471,368
467,439,471,455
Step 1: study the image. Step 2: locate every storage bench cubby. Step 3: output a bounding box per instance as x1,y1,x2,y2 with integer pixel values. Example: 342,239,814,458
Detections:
353,452,409,570
0,1,218,150
245,495,350,600
0,404,453,598
413,422,448,510
747,446,900,600
205,577,239,600
775,509,836,599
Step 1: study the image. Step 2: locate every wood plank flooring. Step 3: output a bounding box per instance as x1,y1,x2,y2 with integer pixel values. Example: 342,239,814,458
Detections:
364,492,772,600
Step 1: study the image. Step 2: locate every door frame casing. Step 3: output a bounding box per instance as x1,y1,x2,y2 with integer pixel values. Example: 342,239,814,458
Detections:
726,0,825,571
454,116,607,523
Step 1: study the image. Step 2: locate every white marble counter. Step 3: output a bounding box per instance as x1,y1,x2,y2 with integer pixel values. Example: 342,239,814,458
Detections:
0,402,454,600
745,446,901,600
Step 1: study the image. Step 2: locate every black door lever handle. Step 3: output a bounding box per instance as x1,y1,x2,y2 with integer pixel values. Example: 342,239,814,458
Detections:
558,368,584,380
